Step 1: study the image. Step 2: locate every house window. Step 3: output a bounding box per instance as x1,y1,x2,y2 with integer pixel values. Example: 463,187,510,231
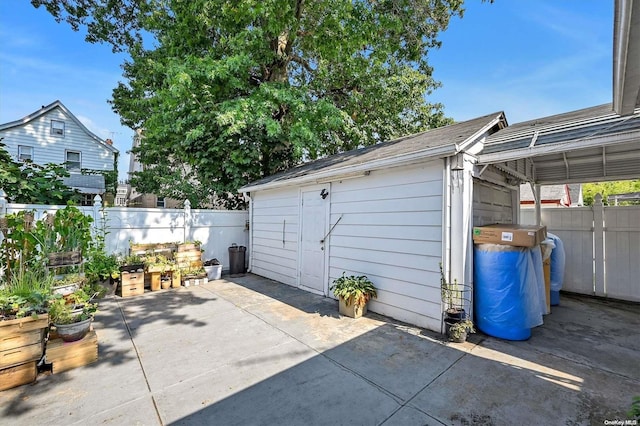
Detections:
81,194,94,206
156,197,166,208
51,120,65,136
65,151,81,172
18,145,33,162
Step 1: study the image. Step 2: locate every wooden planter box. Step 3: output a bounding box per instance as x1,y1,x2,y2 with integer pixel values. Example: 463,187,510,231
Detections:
146,265,175,291
46,330,98,374
338,298,367,319
0,314,48,370
178,243,201,252
174,250,203,270
118,271,144,298
0,361,37,391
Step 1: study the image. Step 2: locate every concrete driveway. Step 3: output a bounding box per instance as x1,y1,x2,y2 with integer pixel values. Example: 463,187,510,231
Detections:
1,274,638,425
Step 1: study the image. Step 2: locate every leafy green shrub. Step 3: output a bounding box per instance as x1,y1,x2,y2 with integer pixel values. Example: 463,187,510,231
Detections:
330,273,377,307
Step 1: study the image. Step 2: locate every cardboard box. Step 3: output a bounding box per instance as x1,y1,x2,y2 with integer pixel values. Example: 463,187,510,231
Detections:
472,224,547,247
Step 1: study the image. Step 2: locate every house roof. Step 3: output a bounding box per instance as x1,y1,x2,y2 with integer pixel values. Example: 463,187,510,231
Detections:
613,0,640,115
63,174,106,194
478,104,640,184
520,184,575,205
240,112,506,192
0,100,119,154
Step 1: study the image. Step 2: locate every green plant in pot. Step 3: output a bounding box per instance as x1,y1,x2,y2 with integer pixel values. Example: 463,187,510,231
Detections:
447,319,475,343
48,292,98,342
330,273,377,319
119,254,144,273
85,252,120,296
440,263,465,323
0,269,53,321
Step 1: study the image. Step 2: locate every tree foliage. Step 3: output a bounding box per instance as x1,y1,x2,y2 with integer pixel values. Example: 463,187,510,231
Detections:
582,180,640,206
32,0,465,208
0,141,80,204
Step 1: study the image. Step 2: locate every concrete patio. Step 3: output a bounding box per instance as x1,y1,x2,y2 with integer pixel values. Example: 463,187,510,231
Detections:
0,273,638,425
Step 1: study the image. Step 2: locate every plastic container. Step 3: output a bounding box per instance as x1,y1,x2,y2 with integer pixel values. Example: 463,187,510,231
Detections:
547,233,566,306
228,244,246,275
474,244,543,341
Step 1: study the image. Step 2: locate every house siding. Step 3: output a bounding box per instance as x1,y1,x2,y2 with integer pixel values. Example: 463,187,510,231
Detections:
250,187,300,286
0,107,115,172
327,162,444,330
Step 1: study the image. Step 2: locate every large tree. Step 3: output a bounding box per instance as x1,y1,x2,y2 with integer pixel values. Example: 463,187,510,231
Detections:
33,0,464,208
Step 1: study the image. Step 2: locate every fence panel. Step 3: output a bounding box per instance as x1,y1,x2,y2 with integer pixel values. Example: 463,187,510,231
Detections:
603,206,640,302
1,199,249,272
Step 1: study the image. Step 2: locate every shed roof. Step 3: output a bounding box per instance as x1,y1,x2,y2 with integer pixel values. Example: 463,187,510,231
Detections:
63,174,106,194
240,112,506,192
478,104,640,184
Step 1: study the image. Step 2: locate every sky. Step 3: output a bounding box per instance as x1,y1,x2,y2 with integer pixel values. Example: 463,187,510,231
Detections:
0,1,614,181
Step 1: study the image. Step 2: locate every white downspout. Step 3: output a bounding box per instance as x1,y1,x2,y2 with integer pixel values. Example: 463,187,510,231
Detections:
449,153,474,317
244,192,253,272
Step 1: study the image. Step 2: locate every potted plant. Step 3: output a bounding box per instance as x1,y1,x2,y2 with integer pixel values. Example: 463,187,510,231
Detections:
51,273,85,296
440,263,465,323
181,266,207,287
44,205,93,267
119,254,145,273
447,319,475,343
0,269,53,371
330,273,377,319
85,251,120,296
48,292,97,342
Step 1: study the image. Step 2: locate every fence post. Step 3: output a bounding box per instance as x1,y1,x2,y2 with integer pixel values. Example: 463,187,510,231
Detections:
593,193,605,297
93,194,103,239
183,199,191,243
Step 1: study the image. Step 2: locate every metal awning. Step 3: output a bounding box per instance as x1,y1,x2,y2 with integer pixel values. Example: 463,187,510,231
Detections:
478,104,640,185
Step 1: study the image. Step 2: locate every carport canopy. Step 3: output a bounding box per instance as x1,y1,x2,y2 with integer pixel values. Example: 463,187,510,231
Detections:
477,103,640,186
478,0,640,186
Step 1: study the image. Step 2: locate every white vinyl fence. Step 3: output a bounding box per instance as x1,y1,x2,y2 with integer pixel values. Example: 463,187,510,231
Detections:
0,195,249,271
521,196,640,302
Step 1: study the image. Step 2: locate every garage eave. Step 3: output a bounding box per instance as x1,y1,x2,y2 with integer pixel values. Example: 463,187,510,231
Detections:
613,0,640,115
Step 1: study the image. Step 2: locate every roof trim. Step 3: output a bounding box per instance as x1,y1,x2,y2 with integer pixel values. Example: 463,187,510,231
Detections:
240,113,505,193
613,0,640,115
0,100,119,153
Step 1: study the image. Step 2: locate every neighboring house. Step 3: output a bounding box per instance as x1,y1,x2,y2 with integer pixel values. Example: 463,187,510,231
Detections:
0,100,118,205
127,129,181,208
520,184,583,207
115,182,130,207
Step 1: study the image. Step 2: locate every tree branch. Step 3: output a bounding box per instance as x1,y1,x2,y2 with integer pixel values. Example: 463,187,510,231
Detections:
290,55,314,74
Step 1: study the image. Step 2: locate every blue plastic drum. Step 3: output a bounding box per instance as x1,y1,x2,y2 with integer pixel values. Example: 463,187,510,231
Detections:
474,244,539,341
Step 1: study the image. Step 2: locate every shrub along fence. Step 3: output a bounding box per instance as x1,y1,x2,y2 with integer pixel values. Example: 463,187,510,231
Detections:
0,191,248,272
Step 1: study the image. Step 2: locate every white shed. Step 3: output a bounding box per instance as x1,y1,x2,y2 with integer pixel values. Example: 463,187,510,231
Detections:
240,112,515,331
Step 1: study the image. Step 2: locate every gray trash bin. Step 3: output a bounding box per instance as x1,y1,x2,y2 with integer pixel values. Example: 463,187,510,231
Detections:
228,244,246,275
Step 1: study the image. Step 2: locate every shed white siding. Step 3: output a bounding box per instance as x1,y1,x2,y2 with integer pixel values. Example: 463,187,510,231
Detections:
0,107,115,171
250,187,300,286
327,162,444,330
